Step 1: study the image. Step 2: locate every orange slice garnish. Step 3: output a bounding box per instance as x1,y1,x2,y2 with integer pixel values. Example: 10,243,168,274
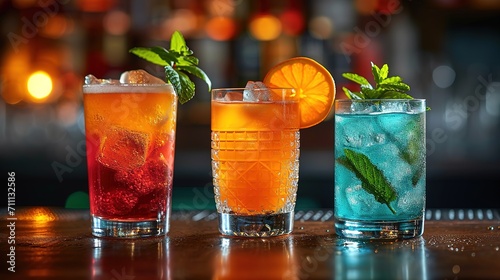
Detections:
263,57,336,129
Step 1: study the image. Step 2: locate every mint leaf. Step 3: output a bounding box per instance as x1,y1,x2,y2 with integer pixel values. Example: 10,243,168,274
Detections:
379,76,402,84
378,91,413,99
370,63,388,85
338,148,397,214
130,30,212,104
129,47,169,66
378,81,410,92
170,31,192,56
362,87,378,99
343,87,363,100
342,62,430,109
177,56,198,67
342,73,371,88
164,64,181,93
177,72,195,104
379,63,389,80
371,63,381,84
177,65,212,91
150,46,178,65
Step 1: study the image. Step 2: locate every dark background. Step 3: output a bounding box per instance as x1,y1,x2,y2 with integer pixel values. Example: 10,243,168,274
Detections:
1,0,499,210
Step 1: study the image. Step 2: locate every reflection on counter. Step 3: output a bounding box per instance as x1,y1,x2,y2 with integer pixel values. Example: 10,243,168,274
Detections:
214,237,297,279
91,237,171,280
334,238,427,280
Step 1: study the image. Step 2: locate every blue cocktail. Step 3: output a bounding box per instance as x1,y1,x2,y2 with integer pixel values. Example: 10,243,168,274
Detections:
334,99,426,239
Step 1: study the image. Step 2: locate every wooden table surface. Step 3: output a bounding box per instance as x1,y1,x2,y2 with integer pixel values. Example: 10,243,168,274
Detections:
1,207,500,279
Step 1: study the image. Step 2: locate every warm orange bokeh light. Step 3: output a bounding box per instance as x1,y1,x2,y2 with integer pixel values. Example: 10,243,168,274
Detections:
206,16,237,41
355,0,378,15
16,207,57,222
160,9,198,39
27,71,53,100
41,15,74,38
249,14,282,41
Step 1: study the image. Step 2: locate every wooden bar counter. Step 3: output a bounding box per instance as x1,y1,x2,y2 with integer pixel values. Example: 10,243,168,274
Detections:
1,207,500,279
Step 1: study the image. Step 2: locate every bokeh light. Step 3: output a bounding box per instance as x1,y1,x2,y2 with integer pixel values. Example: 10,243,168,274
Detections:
41,15,74,38
207,0,235,17
77,0,116,12
249,14,282,41
377,0,401,14
12,0,38,8
27,71,53,100
309,16,334,40
103,10,131,35
206,16,238,41
432,65,456,89
355,0,378,15
65,191,90,209
280,9,304,36
161,9,198,39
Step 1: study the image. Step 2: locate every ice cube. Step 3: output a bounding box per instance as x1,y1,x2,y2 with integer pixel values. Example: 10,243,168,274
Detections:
344,184,374,213
98,127,151,171
84,74,119,85
224,91,243,101
337,116,381,148
381,100,410,113
397,187,425,213
243,81,270,101
120,69,165,84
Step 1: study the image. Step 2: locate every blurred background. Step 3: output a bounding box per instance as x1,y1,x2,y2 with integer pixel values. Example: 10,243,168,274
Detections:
1,0,499,210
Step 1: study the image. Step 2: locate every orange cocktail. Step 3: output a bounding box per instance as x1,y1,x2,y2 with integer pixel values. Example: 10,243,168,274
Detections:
83,74,177,238
211,88,300,237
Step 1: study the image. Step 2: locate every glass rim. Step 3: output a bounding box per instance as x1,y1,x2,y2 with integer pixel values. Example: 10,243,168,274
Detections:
211,87,296,92
83,83,175,94
335,98,425,103
83,83,173,87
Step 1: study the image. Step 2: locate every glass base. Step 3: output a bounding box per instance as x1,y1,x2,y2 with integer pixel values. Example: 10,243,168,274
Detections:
218,212,293,237
335,217,424,240
91,215,168,238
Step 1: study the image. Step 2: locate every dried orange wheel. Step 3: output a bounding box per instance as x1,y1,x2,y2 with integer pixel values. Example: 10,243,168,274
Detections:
263,57,336,128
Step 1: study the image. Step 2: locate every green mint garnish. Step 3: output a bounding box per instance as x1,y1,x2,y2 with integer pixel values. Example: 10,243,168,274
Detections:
129,31,212,104
342,62,412,100
337,148,397,214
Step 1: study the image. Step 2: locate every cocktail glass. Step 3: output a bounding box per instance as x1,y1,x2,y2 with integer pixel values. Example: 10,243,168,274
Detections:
334,99,426,239
83,70,177,238
211,87,300,237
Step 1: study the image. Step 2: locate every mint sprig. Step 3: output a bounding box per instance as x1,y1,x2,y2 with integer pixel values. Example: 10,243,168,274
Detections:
342,62,412,100
338,148,397,214
129,31,212,104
